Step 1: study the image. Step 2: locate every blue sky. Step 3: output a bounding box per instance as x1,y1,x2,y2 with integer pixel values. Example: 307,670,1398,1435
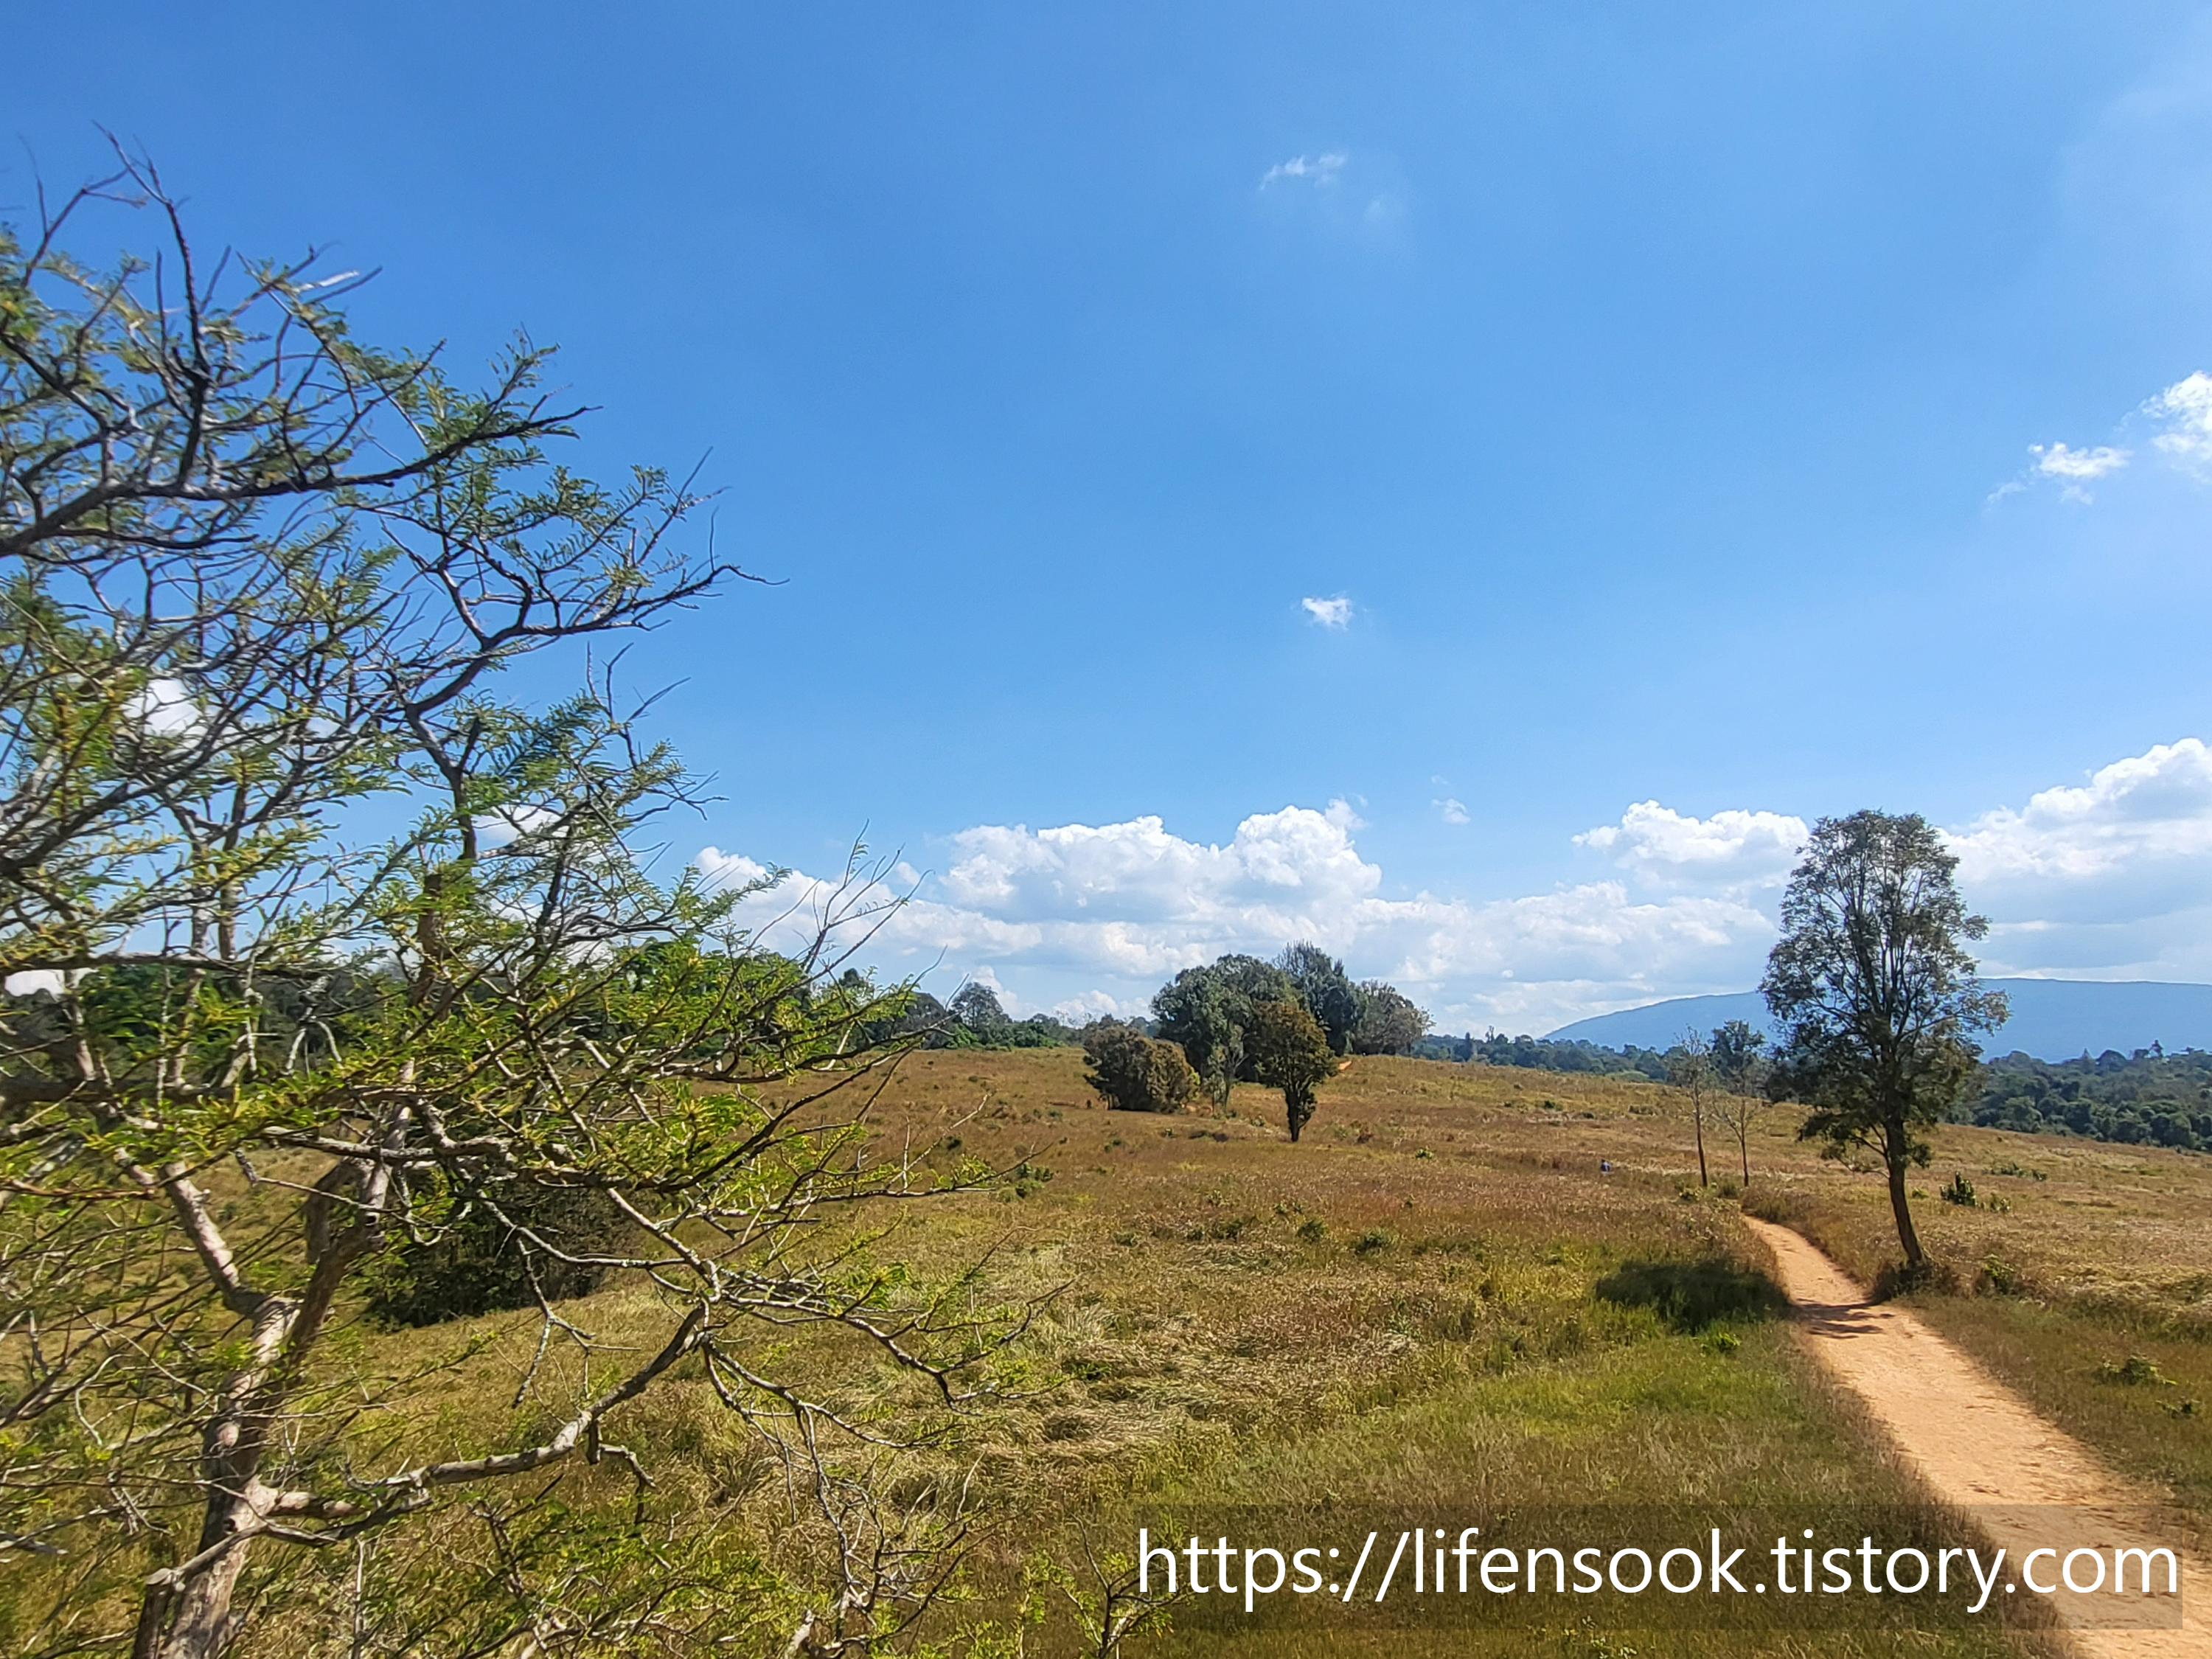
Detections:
11,3,2212,1030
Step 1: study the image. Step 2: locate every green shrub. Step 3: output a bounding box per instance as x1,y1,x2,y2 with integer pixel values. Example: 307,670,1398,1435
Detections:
1082,1022,1198,1113
2098,1354,2170,1386
1593,1257,1787,1332
364,1178,631,1327
1977,1256,2026,1296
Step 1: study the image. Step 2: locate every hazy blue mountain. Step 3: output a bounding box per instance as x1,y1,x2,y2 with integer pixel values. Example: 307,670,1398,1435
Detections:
1545,980,2212,1062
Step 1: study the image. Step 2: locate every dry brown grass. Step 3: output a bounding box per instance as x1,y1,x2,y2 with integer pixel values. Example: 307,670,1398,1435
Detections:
52,1048,2173,1655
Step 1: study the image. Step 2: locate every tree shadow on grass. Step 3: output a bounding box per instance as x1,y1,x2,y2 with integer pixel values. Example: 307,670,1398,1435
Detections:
1594,1258,1790,1332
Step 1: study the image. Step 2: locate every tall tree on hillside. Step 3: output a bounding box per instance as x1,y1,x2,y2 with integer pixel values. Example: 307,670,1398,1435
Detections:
1248,1000,1337,1142
1667,1029,1715,1188
1276,942,1360,1054
1151,954,1293,1107
950,981,1015,1043
0,159,1013,1659
1761,811,2008,1270
1349,981,1430,1055
1709,1018,1769,1185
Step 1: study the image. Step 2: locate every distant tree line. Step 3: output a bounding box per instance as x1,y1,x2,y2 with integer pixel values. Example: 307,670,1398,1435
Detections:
1433,1021,2212,1158
856,980,1081,1049
1419,1029,1679,1080
1966,1046,2212,1152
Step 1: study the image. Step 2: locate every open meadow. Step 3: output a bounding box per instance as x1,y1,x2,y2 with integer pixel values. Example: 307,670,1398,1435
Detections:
147,1048,2206,1658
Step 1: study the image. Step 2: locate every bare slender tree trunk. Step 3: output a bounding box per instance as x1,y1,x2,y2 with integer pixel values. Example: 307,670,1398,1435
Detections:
157,1534,257,1659
1693,1105,1708,1188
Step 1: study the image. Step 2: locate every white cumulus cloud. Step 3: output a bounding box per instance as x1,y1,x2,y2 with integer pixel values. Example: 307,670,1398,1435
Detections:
699,804,1778,1036
1948,738,2212,883
695,738,2212,1040
1575,801,1807,894
1944,739,2212,982
1301,595,1352,628
125,677,203,739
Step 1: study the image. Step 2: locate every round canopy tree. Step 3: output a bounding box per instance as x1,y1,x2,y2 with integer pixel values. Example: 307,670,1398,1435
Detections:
1248,999,1337,1142
1761,811,2007,1270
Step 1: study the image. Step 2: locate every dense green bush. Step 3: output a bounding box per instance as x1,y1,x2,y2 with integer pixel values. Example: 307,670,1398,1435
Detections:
1082,1021,1198,1113
1593,1257,1787,1332
364,1179,634,1327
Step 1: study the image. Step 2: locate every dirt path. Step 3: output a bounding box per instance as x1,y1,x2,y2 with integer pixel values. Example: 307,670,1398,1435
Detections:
1743,1217,2208,1658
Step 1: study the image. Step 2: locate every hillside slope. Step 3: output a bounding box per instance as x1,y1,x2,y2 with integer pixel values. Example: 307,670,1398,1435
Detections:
1546,978,2212,1060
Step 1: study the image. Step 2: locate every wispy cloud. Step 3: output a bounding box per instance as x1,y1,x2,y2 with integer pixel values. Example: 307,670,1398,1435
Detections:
2149,371,2212,469
1434,797,1470,825
1262,152,1346,189
1301,594,1352,629
1994,440,2133,506
2030,442,2130,503
1999,370,2212,503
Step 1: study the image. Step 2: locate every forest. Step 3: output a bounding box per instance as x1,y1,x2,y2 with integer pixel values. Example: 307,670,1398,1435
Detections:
1967,1045,2212,1152
1458,1024,2212,1155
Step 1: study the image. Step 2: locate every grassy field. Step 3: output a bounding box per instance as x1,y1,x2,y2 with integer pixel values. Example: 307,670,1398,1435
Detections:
65,1048,2204,1655
846,1048,2205,1655
310,1050,2188,1655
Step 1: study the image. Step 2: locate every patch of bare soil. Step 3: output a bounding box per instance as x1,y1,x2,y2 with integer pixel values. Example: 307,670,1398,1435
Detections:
1745,1216,2208,1658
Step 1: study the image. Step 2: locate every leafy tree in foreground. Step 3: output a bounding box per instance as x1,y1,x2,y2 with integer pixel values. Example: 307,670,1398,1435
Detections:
1248,1000,1336,1141
1349,981,1430,1056
1761,811,2007,1270
1081,1022,1197,1113
0,156,1011,1659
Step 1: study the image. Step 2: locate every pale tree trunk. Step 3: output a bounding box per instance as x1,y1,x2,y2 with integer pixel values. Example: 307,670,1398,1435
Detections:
136,1298,295,1659
135,1157,379,1659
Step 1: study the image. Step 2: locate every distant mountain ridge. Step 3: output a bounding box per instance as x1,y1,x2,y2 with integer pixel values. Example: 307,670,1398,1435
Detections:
1545,979,2212,1063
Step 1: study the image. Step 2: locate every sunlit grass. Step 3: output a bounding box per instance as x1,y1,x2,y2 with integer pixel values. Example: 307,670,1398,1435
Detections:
24,1046,2181,1655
